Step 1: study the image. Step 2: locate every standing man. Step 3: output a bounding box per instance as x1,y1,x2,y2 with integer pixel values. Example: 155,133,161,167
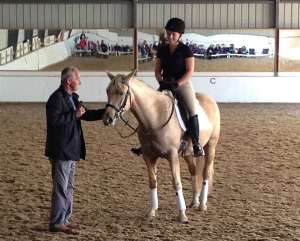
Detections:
45,67,105,234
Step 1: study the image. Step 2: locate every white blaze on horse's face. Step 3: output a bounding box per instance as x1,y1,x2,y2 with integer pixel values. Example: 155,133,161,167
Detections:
103,70,136,126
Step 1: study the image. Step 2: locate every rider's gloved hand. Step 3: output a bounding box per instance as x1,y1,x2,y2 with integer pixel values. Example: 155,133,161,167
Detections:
158,81,178,93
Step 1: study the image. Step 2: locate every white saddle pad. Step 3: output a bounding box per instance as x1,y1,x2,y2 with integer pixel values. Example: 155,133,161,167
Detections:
174,100,212,132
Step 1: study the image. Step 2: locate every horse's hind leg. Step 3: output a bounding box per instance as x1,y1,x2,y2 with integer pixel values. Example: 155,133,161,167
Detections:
199,142,216,211
144,156,158,219
183,155,200,208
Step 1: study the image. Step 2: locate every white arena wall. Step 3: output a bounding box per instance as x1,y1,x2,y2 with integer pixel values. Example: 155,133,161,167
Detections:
1,72,300,103
0,37,76,71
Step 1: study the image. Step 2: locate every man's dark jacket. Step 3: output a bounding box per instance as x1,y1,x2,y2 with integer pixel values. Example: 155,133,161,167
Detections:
45,86,105,161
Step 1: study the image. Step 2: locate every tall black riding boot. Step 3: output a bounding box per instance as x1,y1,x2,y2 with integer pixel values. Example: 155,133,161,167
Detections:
131,147,142,156
189,115,205,157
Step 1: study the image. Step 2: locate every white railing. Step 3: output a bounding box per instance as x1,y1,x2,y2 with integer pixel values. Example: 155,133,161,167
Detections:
16,42,24,58
194,52,271,59
15,40,31,58
23,40,30,54
0,46,13,65
32,36,41,51
44,35,56,47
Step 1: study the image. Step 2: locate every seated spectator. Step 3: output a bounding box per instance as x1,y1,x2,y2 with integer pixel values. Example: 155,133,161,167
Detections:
90,41,97,49
238,46,248,55
220,44,226,54
249,48,255,55
140,45,147,58
88,41,97,55
152,41,159,52
214,44,221,54
80,33,86,40
229,44,236,54
262,48,269,55
140,40,150,58
198,47,205,55
188,43,197,54
100,40,108,53
124,45,131,53
144,40,150,52
74,33,89,57
75,36,80,49
79,36,87,50
158,32,167,49
114,44,121,56
197,45,205,55
206,44,214,59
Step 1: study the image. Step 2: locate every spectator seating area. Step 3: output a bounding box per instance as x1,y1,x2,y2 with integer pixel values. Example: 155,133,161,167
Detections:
0,30,273,67
137,40,271,62
15,40,30,58
0,34,55,66
138,40,159,62
0,46,13,65
72,33,133,58
188,43,271,59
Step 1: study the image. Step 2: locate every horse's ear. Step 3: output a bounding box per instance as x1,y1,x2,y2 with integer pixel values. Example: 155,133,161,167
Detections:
126,69,137,81
106,71,115,80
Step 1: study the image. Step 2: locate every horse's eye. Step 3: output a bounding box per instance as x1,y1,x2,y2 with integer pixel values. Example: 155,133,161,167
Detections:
116,90,124,96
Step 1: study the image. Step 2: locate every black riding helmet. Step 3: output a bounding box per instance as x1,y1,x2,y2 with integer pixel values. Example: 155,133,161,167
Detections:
165,18,185,34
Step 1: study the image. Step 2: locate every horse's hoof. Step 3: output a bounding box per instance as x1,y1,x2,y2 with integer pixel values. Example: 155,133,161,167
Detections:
178,211,189,224
189,202,200,209
147,209,157,220
200,204,207,212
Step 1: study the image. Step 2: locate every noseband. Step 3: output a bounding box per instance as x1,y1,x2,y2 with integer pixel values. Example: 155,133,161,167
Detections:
105,82,175,139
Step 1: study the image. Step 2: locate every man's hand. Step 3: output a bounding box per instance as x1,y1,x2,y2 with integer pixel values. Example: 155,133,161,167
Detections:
75,106,86,119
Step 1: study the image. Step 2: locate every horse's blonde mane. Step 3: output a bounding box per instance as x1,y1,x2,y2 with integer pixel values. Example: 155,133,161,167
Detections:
109,74,167,99
131,77,167,98
131,77,154,90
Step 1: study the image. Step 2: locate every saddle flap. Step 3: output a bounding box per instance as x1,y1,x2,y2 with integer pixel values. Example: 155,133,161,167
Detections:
175,100,212,132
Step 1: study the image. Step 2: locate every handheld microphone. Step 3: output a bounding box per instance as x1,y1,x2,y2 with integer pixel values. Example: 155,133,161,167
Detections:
79,101,87,110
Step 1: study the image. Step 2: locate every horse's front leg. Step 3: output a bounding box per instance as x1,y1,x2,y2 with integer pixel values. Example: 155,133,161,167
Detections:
168,150,188,223
183,155,200,208
144,156,158,219
199,143,216,211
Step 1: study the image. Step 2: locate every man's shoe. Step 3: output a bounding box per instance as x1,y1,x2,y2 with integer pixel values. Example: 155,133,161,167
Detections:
131,147,142,156
66,223,80,230
49,224,77,234
193,144,205,157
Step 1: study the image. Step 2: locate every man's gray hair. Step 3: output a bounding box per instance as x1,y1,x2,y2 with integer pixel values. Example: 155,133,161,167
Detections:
60,67,78,85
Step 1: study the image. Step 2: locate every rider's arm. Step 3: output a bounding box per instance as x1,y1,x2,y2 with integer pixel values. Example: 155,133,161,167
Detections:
155,58,163,82
177,57,194,87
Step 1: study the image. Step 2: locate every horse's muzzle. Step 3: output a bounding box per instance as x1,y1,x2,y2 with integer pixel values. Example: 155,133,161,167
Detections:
103,116,114,126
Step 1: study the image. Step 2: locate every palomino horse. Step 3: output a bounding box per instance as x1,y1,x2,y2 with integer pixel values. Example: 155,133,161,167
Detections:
103,70,220,223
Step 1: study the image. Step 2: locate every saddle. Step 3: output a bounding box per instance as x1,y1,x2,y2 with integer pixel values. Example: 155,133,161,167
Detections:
174,94,212,133
162,88,190,130
176,98,190,130
158,81,190,128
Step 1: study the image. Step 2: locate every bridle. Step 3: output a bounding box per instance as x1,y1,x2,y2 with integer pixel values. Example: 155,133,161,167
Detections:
105,82,175,138
105,84,131,121
105,83,138,138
